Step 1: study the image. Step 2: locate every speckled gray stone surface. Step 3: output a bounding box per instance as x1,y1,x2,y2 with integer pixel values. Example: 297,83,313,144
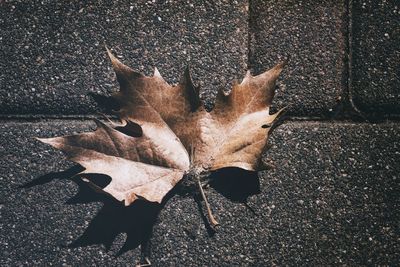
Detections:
1,120,399,266
351,0,400,116
250,0,347,117
0,0,248,114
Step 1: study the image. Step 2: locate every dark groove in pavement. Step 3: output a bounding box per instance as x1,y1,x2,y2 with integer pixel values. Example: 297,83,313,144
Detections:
1,114,399,123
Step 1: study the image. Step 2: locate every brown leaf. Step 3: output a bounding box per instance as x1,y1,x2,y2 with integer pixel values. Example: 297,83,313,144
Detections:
38,49,285,205
38,119,189,205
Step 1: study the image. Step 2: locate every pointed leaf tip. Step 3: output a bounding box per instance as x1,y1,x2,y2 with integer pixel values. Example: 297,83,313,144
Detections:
153,67,162,78
268,107,287,126
273,59,288,72
268,57,289,80
105,47,144,87
36,137,53,146
105,46,118,64
36,136,51,144
278,57,289,68
36,136,63,149
240,70,252,85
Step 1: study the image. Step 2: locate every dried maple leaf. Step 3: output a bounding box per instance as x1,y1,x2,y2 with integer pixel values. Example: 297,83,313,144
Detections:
38,48,286,226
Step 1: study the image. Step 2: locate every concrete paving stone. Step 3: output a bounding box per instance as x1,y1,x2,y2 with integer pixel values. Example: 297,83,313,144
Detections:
250,0,347,117
0,0,248,114
1,120,399,265
351,0,400,116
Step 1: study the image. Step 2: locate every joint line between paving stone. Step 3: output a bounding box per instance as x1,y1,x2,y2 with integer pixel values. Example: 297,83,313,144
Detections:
346,0,367,119
1,114,400,123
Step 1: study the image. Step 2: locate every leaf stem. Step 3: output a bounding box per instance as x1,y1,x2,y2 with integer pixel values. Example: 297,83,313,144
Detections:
197,180,219,227
135,257,151,267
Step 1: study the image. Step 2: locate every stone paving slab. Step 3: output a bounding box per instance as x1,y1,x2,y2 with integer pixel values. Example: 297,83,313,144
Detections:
351,0,400,116
250,0,347,117
0,0,248,114
1,120,399,265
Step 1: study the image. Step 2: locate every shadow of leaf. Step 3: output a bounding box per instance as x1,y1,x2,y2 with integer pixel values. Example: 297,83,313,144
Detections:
208,167,260,203
20,165,84,188
88,92,120,113
22,166,168,256
208,168,261,216
22,166,263,256
69,193,161,256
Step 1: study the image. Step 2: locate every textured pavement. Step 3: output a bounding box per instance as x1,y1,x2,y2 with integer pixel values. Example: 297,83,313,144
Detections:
1,121,399,266
1,0,399,266
250,0,347,117
0,0,248,114
351,0,400,116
